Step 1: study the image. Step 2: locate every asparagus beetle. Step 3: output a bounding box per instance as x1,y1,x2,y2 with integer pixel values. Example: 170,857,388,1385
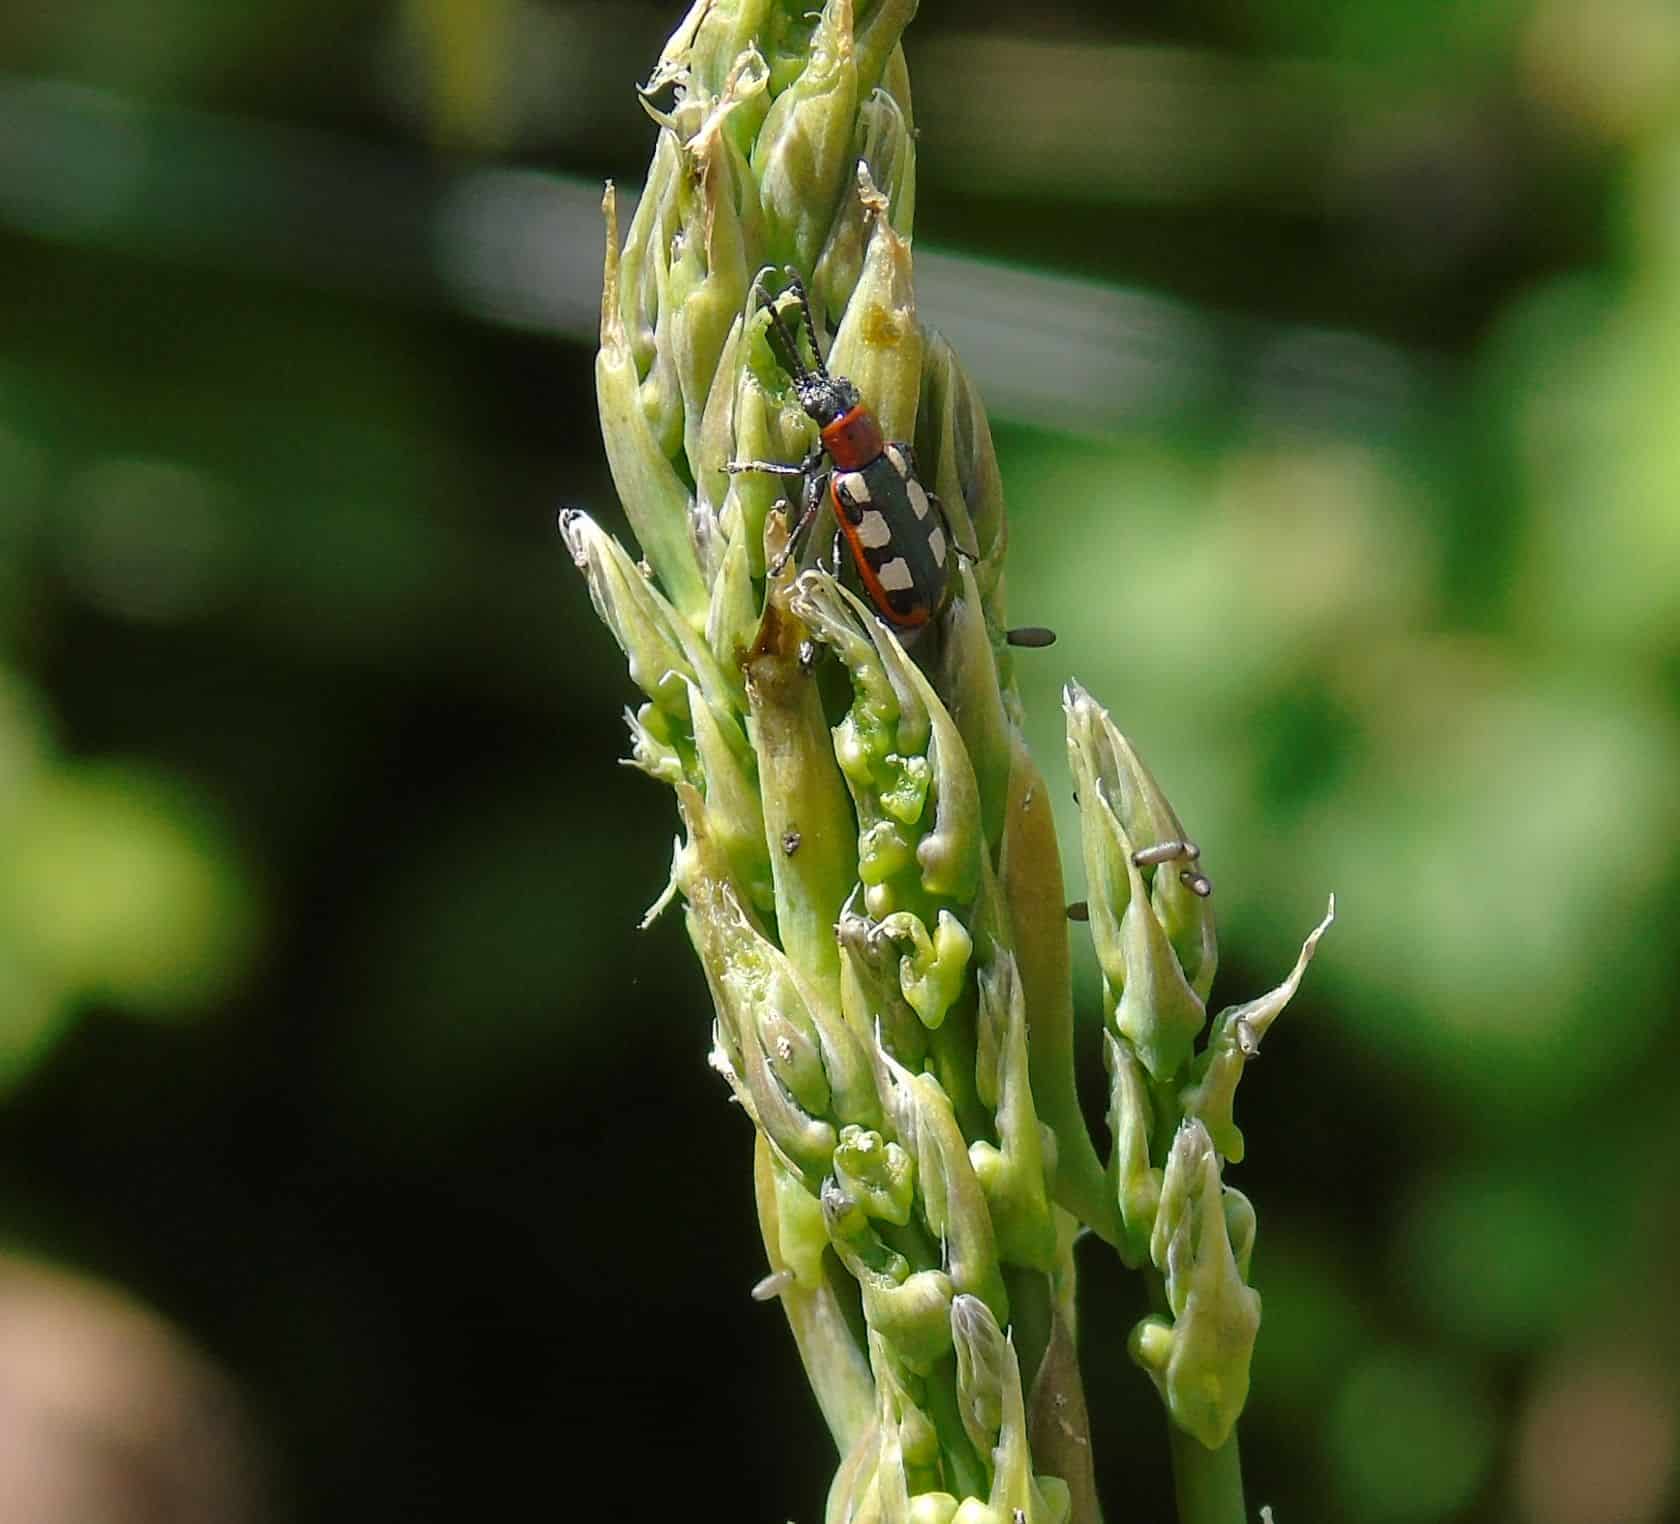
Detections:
726,267,1054,647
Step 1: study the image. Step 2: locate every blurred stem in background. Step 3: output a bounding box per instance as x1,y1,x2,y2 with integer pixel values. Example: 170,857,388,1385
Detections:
565,3,1332,1519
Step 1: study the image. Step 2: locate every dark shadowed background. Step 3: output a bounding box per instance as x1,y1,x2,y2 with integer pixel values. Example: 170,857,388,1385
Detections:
1,1,1677,1521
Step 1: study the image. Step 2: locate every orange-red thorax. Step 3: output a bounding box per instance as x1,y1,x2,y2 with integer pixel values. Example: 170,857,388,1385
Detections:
820,406,885,472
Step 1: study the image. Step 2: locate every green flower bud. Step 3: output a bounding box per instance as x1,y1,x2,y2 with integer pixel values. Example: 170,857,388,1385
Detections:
824,1177,955,1376
1181,898,1335,1162
995,732,1116,1246
996,1419,1063,1522
1065,682,1206,1080
677,801,871,1181
656,0,774,112
916,330,1002,608
613,133,678,377
823,1171,877,1243
876,908,973,1030
865,1003,920,1147
717,309,819,576
828,164,922,443
969,952,1057,1272
754,1136,875,1454
792,574,982,915
887,1052,1009,1324
561,510,724,726
1131,1119,1261,1451
937,563,1013,856
707,1011,756,1123
829,1424,882,1524
737,988,838,1182
1077,684,1216,998
909,1494,960,1524
850,1,917,100
971,953,1005,1114
887,656,980,909
643,0,704,96
871,1330,942,1475
672,66,768,482
601,176,715,627
751,0,859,272
1102,1031,1162,1269
857,815,925,903
950,1294,1064,1524
604,161,695,504
834,1124,916,1227
683,676,772,913
665,196,724,460
622,702,685,786
850,1463,909,1524
641,225,688,468
761,1003,832,1116
952,1292,1008,1460
790,572,926,913
695,313,747,522
878,41,912,120
871,1268,961,1378
950,1501,1001,1524
838,899,929,1070
703,526,759,679
813,84,916,325
762,1135,829,1288
743,595,860,993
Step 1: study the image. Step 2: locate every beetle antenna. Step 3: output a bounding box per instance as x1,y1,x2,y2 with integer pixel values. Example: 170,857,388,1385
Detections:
752,270,813,385
763,298,812,384
782,266,830,379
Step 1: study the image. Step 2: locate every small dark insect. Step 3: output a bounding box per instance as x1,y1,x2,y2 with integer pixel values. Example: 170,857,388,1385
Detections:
727,266,1054,650
781,829,802,857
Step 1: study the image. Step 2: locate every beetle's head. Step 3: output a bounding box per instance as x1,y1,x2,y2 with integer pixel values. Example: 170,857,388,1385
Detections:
794,373,859,427
753,267,859,427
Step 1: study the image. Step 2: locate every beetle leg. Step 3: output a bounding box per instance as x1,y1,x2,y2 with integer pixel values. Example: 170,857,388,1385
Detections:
725,458,806,478
930,492,981,563
769,468,830,576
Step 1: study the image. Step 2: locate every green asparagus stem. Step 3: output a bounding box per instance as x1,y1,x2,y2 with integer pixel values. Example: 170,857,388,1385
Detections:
566,6,1336,1519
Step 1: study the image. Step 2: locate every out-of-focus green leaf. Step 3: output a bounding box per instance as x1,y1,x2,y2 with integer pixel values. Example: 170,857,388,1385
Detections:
0,760,258,1017
1327,1347,1498,1522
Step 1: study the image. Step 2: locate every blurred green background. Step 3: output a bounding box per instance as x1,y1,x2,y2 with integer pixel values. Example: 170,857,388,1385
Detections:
1,0,1677,1520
